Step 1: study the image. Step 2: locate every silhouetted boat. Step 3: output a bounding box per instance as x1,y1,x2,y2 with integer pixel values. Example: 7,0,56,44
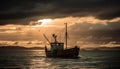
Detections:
44,23,80,58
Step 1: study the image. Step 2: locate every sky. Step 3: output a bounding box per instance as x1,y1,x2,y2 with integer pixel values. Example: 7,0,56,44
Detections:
0,0,120,48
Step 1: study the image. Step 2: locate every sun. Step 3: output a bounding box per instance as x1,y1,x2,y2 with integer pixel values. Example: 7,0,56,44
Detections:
38,19,52,27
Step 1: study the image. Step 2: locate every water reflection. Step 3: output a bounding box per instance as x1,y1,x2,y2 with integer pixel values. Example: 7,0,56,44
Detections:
0,50,120,69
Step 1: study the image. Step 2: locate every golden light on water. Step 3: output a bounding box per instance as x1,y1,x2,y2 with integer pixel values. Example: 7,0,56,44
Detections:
38,19,52,27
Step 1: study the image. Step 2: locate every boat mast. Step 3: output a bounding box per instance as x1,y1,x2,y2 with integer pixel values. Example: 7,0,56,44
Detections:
43,34,51,44
65,23,67,49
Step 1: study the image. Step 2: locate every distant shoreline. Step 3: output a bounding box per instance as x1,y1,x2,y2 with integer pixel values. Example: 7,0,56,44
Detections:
0,46,120,51
0,46,44,50
81,47,120,51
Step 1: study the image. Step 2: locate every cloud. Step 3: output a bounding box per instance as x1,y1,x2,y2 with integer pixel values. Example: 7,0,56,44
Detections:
0,0,120,25
68,21,120,43
0,16,120,43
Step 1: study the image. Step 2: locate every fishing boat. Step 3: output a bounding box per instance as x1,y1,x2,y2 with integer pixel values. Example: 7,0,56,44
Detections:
44,23,80,58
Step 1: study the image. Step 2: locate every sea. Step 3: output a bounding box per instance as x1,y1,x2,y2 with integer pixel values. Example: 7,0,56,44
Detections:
0,50,120,69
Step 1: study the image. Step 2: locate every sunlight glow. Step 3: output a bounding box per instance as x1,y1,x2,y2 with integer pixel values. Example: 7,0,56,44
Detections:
38,19,52,27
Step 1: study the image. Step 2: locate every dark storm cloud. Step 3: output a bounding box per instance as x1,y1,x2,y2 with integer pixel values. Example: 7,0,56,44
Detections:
0,0,120,25
69,22,120,43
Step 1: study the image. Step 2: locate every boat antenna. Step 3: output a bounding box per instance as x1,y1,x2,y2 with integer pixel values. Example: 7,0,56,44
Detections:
52,34,57,42
65,23,68,49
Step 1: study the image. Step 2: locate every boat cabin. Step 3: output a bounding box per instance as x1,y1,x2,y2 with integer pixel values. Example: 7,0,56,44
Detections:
50,42,64,53
50,34,64,53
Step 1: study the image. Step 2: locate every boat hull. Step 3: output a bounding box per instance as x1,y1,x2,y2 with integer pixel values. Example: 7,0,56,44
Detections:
45,46,80,58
